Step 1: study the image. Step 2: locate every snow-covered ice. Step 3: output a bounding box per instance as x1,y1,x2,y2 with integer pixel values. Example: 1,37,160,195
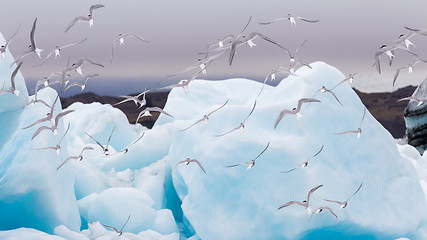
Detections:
0,27,426,239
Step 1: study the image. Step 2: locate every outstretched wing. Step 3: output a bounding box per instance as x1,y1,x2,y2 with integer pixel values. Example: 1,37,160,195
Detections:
190,159,206,174
65,16,89,33
278,201,305,210
274,109,294,129
243,100,257,123
254,142,270,161
307,184,323,205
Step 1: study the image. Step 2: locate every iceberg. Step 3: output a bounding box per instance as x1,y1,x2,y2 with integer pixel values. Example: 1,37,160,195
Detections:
160,62,427,239
0,26,425,239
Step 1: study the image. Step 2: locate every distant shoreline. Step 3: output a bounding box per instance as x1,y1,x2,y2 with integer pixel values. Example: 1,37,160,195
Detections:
60,86,415,138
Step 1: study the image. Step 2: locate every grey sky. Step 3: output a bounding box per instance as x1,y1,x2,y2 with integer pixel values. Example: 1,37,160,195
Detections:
1,0,427,96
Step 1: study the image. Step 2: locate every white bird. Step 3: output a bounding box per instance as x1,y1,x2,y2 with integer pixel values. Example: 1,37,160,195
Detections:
110,133,145,155
316,86,343,106
281,145,324,173
203,34,236,58
168,52,224,77
60,58,104,90
214,100,256,137
331,64,375,90
63,73,99,92
102,215,131,237
57,146,94,170
171,158,206,175
259,14,319,26
392,31,416,49
392,57,427,87
321,183,363,209
278,185,323,214
10,18,43,67
111,33,149,63
113,87,153,108
226,142,270,170
336,107,366,139
135,107,174,124
258,65,297,96
22,95,59,129
34,37,88,66
65,4,105,32
200,16,252,56
0,23,21,60
180,100,229,131
283,39,312,69
374,44,417,74
312,206,338,219
85,125,116,156
0,61,22,96
31,110,74,140
228,32,288,65
161,65,208,94
274,98,320,129
397,96,425,106
35,123,70,155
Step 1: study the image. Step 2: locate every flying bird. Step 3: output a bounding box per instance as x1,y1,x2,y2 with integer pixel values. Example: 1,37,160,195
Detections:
258,65,297,96
316,86,343,106
102,215,131,236
168,52,224,77
135,107,174,124
10,18,43,67
392,57,427,87
65,4,105,32
331,64,375,90
85,125,116,156
374,44,417,74
200,16,252,56
214,100,256,137
31,110,74,140
336,107,366,138
171,158,206,175
34,37,88,66
22,95,59,129
180,100,229,131
259,14,319,26
228,32,289,65
226,142,270,170
113,87,153,108
202,34,236,58
312,206,338,219
281,145,324,173
0,23,21,60
321,183,363,209
110,133,145,155
278,185,323,214
111,33,149,63
60,58,104,90
274,98,321,129
63,73,99,92
35,123,70,155
161,65,209,94
0,61,22,96
57,146,94,170
283,39,312,69
392,31,416,49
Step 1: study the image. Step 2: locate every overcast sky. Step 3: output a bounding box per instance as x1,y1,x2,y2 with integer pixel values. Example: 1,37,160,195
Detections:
1,0,427,96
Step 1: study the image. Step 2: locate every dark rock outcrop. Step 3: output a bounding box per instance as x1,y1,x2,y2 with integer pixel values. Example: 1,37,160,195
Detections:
403,78,427,154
